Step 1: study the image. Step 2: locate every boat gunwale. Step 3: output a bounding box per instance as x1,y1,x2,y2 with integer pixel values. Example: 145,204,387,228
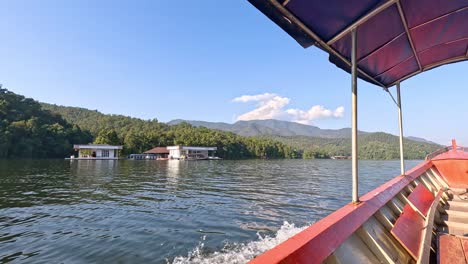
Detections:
430,150,468,161
249,160,433,263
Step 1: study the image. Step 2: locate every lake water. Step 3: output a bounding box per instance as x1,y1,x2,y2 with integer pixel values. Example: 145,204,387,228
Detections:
0,159,421,263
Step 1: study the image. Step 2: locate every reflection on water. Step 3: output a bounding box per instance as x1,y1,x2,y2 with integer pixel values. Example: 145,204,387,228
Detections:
0,159,421,263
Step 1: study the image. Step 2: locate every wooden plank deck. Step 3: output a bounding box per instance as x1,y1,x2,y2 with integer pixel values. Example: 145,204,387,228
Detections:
391,204,425,259
408,184,435,216
439,234,468,264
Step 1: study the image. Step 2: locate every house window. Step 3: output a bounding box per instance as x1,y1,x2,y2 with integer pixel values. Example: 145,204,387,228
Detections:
102,150,110,157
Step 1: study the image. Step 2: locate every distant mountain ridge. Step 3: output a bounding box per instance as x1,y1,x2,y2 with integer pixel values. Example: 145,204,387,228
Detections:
406,136,437,144
39,102,441,159
167,119,367,138
167,119,441,159
168,119,434,143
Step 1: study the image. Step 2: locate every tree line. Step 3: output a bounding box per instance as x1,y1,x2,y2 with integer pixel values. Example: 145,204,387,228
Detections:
270,133,440,160
1,87,440,160
90,122,299,159
1,87,298,159
0,87,92,158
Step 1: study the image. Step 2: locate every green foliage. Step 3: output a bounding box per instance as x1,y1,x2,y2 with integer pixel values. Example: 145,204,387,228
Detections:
94,129,121,145
0,87,92,158
0,89,438,161
41,103,299,159
271,132,440,160
302,149,329,159
168,119,353,138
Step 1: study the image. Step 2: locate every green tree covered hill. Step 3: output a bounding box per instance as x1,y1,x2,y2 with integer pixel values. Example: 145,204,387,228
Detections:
41,102,298,159
168,119,368,138
0,88,440,160
270,132,441,160
0,87,92,158
43,102,441,160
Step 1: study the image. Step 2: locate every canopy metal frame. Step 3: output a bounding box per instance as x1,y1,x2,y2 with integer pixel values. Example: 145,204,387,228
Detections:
395,1,422,71
396,83,405,175
351,29,359,203
326,0,397,46
268,0,468,89
255,0,468,203
268,0,387,88
349,29,407,203
390,55,468,87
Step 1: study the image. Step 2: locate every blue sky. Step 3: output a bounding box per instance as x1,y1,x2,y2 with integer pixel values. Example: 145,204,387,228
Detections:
1,0,467,145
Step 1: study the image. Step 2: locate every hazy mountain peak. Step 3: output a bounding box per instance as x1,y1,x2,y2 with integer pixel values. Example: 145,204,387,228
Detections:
167,119,364,138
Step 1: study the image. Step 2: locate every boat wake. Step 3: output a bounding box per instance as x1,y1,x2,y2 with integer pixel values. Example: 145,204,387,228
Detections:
170,221,307,264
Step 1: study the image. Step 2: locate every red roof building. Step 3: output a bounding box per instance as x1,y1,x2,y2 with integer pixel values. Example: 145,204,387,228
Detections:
144,147,169,155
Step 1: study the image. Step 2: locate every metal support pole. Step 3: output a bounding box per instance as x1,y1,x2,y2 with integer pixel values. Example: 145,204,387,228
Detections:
396,83,405,175
351,29,359,203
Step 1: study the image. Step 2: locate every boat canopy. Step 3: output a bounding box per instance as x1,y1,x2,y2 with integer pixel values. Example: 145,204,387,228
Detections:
249,0,468,88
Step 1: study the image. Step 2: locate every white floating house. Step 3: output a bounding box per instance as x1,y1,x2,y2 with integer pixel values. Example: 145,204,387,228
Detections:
71,144,123,160
167,146,217,160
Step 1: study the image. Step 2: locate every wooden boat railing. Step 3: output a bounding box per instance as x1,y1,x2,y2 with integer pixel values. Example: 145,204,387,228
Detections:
426,145,468,160
250,158,454,263
244,0,468,262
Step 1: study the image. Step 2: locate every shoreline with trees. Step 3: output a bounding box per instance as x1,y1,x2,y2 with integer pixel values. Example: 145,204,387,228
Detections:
1,87,440,160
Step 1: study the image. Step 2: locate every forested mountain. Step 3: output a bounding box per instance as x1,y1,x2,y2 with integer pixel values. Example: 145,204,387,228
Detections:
168,119,441,159
41,103,298,159
168,119,367,138
270,133,440,160
169,119,439,146
0,86,428,160
0,87,92,158
43,102,441,160
406,136,437,145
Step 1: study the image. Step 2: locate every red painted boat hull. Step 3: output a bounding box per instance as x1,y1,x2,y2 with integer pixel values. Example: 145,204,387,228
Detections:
249,148,468,263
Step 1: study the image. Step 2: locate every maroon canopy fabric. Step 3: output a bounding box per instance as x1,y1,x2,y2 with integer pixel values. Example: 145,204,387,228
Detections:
249,0,468,88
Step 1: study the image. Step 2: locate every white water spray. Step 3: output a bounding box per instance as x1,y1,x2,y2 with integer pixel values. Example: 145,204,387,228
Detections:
171,221,307,264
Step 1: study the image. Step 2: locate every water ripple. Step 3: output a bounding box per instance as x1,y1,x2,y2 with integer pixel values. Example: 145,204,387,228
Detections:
0,159,421,263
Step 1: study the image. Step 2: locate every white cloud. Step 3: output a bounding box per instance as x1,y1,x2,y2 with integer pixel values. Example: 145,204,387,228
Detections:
232,93,281,103
233,93,290,121
286,105,345,124
233,93,344,125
